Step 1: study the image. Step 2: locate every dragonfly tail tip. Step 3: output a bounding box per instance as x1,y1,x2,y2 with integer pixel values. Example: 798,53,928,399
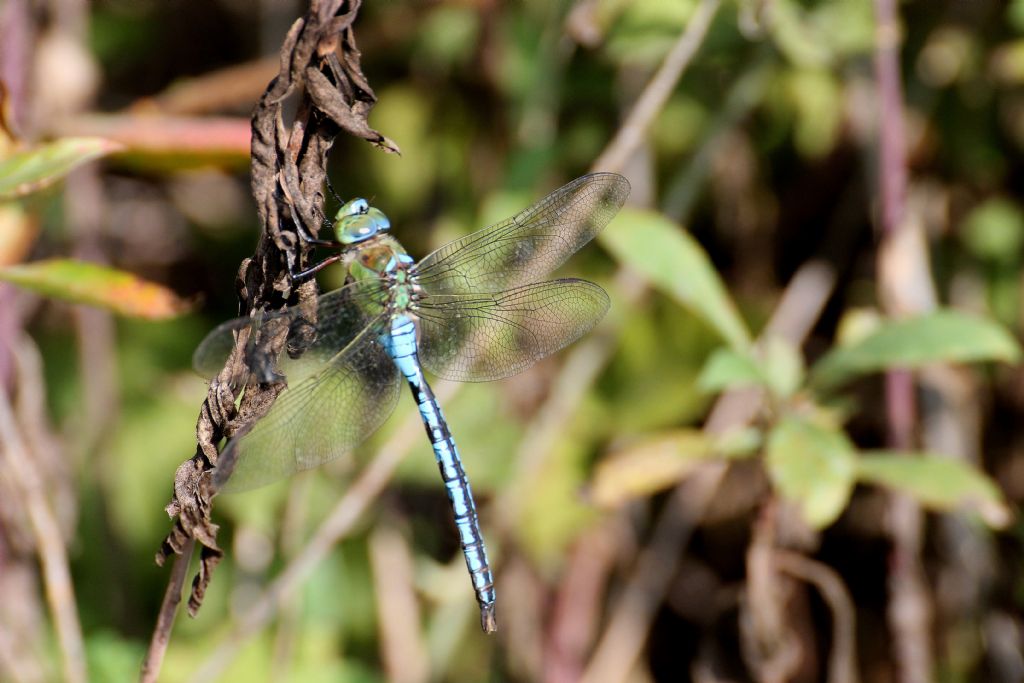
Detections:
481,605,497,634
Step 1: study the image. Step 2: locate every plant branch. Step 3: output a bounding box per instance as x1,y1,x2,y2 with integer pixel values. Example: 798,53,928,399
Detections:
775,551,860,683
139,539,194,683
0,368,86,683
873,1,933,681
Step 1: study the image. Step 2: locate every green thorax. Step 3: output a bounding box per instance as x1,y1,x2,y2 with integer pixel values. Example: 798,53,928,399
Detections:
348,236,416,313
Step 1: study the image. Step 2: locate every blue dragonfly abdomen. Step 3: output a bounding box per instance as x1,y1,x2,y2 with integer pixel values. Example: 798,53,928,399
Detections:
383,312,496,630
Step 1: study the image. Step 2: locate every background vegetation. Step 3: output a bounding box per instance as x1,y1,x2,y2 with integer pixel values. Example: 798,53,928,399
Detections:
1,0,1023,681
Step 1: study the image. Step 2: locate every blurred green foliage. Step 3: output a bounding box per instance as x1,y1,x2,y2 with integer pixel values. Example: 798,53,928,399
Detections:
4,0,1024,681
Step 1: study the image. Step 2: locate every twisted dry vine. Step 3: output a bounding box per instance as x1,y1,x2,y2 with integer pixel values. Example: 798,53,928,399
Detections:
142,1,396,677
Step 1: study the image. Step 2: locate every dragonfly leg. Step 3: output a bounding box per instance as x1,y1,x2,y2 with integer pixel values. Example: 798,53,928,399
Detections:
300,236,344,249
297,220,343,249
294,200,344,249
325,176,346,206
289,253,343,283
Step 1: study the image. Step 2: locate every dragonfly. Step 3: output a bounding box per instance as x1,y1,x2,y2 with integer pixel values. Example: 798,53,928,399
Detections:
193,172,630,632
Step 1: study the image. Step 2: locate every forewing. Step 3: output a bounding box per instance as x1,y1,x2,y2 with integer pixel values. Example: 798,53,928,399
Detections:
416,279,610,382
215,318,401,492
415,173,629,295
193,278,389,384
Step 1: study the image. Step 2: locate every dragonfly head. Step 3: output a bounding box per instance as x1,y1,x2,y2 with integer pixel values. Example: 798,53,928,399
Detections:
334,198,391,245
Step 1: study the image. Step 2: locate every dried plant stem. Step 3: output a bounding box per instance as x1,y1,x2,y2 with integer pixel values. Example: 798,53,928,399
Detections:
139,539,194,683
149,4,395,680
0,391,86,683
369,526,430,683
544,524,619,683
775,551,859,683
592,0,721,173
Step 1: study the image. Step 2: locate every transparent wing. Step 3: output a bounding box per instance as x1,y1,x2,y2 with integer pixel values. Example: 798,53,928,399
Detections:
193,278,389,384
415,173,629,295
416,279,610,382
215,318,402,492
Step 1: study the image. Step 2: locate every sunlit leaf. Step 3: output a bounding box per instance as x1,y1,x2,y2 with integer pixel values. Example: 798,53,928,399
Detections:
0,259,192,319
770,0,833,68
960,197,1024,264
604,0,693,67
856,451,1010,528
769,0,873,66
698,347,765,393
989,38,1024,84
699,337,804,399
415,6,480,68
834,307,883,346
589,427,760,508
762,336,805,398
0,137,120,199
810,309,1021,390
600,207,751,350
715,426,763,459
784,68,843,157
765,415,856,529
589,429,712,508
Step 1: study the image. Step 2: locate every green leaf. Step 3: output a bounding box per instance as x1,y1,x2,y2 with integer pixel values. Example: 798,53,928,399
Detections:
714,426,763,459
698,347,766,393
600,207,751,350
0,137,121,199
765,415,856,528
856,452,1010,528
960,197,1024,264
589,429,713,508
770,0,833,68
698,337,804,399
810,309,1021,390
762,336,805,398
0,259,192,319
589,427,761,508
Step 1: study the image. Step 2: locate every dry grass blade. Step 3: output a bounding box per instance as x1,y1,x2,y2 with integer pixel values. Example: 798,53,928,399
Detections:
0,366,86,683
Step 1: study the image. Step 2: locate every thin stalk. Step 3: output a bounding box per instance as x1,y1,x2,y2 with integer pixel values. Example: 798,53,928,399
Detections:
139,540,195,683
0,390,86,683
873,0,932,679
